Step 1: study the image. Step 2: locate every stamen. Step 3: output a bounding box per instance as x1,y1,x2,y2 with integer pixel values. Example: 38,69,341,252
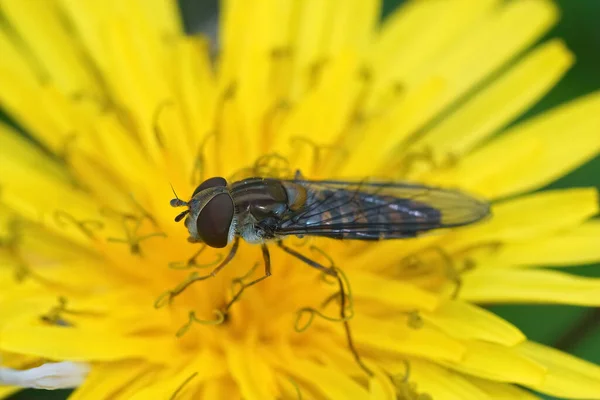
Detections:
169,371,198,400
262,100,292,148
396,246,475,299
285,376,303,400
289,137,349,176
293,267,354,331
105,213,166,255
404,310,424,330
168,245,223,270
176,310,225,337
309,246,338,285
40,296,72,327
54,210,104,239
293,306,353,333
395,147,435,178
156,238,240,308
308,59,328,90
128,193,161,228
154,271,204,308
253,153,292,178
190,132,216,185
39,297,103,327
223,262,260,312
152,100,175,149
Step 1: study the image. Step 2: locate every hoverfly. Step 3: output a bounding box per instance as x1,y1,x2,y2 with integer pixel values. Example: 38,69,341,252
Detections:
170,173,489,290
171,175,489,250
169,174,490,375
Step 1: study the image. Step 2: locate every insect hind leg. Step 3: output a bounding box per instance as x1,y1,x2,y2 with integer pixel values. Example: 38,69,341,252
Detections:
277,241,373,377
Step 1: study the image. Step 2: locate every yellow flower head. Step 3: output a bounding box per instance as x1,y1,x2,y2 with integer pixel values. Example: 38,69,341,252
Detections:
1,0,600,399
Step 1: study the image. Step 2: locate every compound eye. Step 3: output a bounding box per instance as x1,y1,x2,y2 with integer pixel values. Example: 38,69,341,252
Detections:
196,193,234,248
192,176,227,197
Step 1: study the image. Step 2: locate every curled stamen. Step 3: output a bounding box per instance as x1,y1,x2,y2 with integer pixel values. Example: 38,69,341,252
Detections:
290,137,349,176
105,213,166,255
320,291,341,309
40,297,71,326
404,310,423,330
169,254,223,270
155,272,200,308
285,376,303,400
225,262,261,310
308,59,328,90
169,372,198,400
262,101,292,147
176,310,225,337
395,147,435,178
128,193,160,228
253,153,292,178
191,132,217,185
54,211,104,239
294,306,354,333
152,100,175,149
295,267,355,332
309,246,338,285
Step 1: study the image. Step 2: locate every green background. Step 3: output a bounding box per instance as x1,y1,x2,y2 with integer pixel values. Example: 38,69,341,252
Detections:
6,0,600,399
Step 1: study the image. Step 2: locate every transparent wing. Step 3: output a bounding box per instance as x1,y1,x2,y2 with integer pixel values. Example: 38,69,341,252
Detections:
274,179,491,240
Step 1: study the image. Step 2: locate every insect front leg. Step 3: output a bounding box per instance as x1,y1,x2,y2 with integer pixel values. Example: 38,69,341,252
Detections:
277,241,373,377
223,244,272,314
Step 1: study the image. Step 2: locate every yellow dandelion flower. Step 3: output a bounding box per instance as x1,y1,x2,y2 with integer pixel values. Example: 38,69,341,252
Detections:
1,0,600,399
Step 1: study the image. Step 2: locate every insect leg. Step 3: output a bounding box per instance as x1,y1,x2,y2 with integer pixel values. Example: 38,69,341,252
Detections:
154,237,240,308
277,241,373,377
223,244,272,313
208,236,240,277
277,241,336,276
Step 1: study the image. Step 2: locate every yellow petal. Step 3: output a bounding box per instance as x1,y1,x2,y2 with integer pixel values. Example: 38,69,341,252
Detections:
285,0,379,100
424,301,525,346
461,268,600,305
342,78,446,177
406,359,492,400
226,338,278,400
448,188,599,247
346,269,440,311
480,220,600,268
0,0,99,94
410,0,558,116
368,0,499,102
435,91,600,199
441,341,546,386
270,355,370,400
0,29,38,85
353,317,466,363
129,350,227,400
198,377,240,400
0,124,71,185
0,322,175,362
409,39,573,170
369,364,396,400
516,341,600,399
468,376,542,399
68,361,158,400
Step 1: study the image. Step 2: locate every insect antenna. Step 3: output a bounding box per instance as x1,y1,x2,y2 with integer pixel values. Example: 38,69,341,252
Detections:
174,210,189,222
169,184,188,207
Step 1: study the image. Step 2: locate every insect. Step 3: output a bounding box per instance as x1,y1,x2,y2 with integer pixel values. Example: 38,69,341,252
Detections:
169,174,490,375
